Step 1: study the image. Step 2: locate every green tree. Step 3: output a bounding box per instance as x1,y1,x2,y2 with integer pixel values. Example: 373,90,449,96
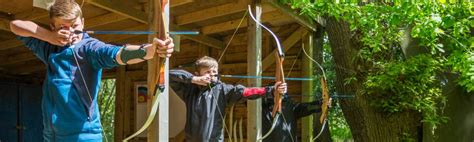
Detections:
280,1,472,141
98,79,116,142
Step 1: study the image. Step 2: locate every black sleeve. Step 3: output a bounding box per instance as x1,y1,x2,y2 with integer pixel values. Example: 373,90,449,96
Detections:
221,83,246,104
169,69,194,84
169,69,194,100
294,99,323,119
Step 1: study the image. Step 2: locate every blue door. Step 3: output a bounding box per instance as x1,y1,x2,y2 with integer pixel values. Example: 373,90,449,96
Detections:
0,83,43,141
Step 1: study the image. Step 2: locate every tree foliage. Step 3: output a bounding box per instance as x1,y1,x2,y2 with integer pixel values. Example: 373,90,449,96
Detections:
98,79,116,141
281,0,473,130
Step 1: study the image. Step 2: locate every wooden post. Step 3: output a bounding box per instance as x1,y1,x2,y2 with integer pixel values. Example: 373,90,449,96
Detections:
146,0,158,140
114,66,126,141
247,0,263,141
147,0,170,141
301,32,314,142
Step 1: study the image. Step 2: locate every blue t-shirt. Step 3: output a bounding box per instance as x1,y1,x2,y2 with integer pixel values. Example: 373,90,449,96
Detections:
17,34,121,142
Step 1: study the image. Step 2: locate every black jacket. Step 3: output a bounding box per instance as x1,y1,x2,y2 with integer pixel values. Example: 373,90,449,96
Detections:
262,94,322,142
169,69,271,142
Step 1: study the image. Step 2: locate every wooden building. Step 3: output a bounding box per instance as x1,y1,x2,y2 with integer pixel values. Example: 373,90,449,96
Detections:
0,0,321,141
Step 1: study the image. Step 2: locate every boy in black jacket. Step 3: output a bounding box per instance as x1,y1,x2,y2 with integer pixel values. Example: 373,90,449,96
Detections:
261,93,328,142
169,56,286,142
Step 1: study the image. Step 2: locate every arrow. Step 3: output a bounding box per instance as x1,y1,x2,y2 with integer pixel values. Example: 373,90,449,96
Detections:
218,74,314,81
74,30,199,35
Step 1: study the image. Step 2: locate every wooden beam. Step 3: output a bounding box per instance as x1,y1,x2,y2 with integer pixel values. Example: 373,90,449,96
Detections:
85,13,128,29
171,0,193,7
0,12,12,31
14,7,48,21
87,0,148,23
0,8,48,32
0,51,36,66
114,66,126,141
262,26,307,71
266,0,318,32
247,1,263,141
175,0,276,26
301,33,314,142
87,0,194,22
174,23,225,49
0,18,10,31
0,39,23,51
9,62,45,75
175,0,247,26
201,10,288,35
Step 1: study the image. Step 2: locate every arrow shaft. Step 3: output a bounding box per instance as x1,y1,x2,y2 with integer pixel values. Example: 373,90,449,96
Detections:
76,30,199,35
219,75,314,81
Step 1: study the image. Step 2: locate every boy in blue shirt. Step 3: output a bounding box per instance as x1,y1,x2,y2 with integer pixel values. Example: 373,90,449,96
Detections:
9,0,174,141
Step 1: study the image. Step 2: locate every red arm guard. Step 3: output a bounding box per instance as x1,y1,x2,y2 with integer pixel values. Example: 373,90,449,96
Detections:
243,87,266,97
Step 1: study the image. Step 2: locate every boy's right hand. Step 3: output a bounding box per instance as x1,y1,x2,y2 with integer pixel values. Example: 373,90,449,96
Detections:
48,29,77,46
274,81,287,94
191,75,211,86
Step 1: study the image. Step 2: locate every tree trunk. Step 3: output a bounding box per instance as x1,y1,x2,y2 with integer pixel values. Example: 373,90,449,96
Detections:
325,17,422,141
312,26,332,142
431,75,474,141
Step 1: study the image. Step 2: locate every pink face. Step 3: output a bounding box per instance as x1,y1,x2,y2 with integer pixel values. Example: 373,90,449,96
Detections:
50,17,84,44
196,67,218,82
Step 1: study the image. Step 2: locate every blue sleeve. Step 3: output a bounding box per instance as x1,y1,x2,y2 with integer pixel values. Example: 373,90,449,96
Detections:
16,36,53,63
84,40,121,69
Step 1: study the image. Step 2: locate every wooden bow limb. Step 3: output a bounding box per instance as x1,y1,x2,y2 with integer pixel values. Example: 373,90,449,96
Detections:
312,77,330,141
272,52,285,118
319,77,329,123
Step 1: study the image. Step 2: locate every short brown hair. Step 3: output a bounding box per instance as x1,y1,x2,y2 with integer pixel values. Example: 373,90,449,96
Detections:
48,0,82,19
195,56,218,71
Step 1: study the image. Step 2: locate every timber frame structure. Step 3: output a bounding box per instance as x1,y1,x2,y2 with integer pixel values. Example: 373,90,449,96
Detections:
0,0,323,141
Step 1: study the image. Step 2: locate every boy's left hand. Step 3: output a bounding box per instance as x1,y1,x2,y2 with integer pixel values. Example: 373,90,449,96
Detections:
153,37,174,58
274,81,287,94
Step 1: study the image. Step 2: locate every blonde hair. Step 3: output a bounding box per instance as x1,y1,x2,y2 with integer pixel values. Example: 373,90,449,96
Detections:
48,0,82,19
195,56,218,71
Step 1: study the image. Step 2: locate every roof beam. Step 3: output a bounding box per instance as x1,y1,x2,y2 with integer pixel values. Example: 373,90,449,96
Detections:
171,0,194,7
0,18,9,31
201,10,288,35
173,24,224,49
85,13,128,29
0,39,23,51
0,51,36,66
14,7,48,21
87,0,224,49
266,0,318,32
175,0,275,26
0,8,47,32
87,0,148,24
0,12,13,31
175,0,247,26
7,61,45,75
